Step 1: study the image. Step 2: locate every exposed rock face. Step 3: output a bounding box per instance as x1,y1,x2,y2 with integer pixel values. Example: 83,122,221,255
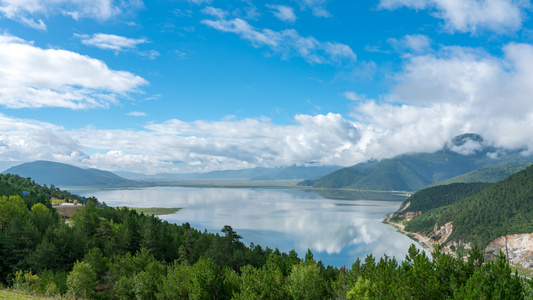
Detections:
395,201,410,215
485,233,533,269
404,211,422,220
434,222,453,244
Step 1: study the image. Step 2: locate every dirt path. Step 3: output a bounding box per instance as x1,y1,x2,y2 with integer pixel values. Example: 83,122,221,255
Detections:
385,214,434,252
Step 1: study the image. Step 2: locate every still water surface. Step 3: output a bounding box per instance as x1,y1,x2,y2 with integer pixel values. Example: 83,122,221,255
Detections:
78,186,422,267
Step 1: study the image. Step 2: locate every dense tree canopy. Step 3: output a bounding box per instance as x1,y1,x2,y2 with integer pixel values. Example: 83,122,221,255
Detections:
0,173,531,299
405,164,533,248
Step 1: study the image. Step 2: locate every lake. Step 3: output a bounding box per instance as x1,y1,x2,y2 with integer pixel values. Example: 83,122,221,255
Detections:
77,186,423,267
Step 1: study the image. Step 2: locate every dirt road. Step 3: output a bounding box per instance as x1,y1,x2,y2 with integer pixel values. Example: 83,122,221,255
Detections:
386,214,434,252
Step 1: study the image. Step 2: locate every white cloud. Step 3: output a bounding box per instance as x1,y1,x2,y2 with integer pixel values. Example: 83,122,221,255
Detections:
77,33,147,51
127,111,148,117
343,91,359,101
350,42,533,156
188,0,212,5
379,0,429,9
378,0,530,33
2,39,533,174
388,34,432,53
449,139,484,155
0,113,81,162
0,112,365,174
297,0,331,18
201,6,228,19
141,50,160,60
0,33,148,109
173,50,190,59
77,33,159,59
4,37,533,176
105,114,361,172
0,0,143,30
201,17,356,65
266,4,297,23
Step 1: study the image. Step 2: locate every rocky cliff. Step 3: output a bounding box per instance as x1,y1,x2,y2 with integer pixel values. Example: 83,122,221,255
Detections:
484,233,533,269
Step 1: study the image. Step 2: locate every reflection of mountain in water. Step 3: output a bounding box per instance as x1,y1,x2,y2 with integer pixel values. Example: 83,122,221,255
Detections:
314,189,408,201
79,186,420,267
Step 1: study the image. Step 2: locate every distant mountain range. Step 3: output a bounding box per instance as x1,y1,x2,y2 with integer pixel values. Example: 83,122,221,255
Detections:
2,161,342,186
5,133,532,190
300,134,533,192
2,161,133,187
115,165,343,181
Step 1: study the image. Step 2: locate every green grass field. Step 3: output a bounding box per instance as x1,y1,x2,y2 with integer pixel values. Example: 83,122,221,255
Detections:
127,207,181,216
0,289,52,299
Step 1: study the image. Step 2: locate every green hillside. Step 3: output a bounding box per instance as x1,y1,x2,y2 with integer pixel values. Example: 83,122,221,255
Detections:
3,161,132,187
395,182,492,216
308,134,533,192
405,164,533,248
312,150,491,191
426,163,530,187
0,173,88,207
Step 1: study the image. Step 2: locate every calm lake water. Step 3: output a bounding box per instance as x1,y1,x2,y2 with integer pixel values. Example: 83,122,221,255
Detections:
77,186,422,267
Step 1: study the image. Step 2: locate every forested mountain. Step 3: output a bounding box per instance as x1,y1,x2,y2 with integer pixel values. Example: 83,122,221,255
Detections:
0,173,88,206
304,134,533,192
404,164,533,249
0,173,531,299
426,163,530,188
3,161,133,186
394,182,492,217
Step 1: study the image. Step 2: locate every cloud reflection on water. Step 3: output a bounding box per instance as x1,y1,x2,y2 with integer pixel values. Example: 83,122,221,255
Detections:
80,187,423,267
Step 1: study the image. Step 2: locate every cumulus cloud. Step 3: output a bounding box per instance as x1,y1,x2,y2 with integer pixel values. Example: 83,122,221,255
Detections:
378,0,530,33
4,39,533,176
0,112,365,174
76,33,147,51
0,114,81,162
2,38,533,174
0,0,143,30
350,42,533,156
266,4,297,23
0,33,147,109
449,139,484,155
201,12,356,65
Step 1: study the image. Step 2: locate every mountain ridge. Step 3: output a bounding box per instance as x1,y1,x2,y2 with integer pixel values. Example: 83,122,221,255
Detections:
399,164,533,249
115,165,342,181
3,160,133,186
302,134,533,192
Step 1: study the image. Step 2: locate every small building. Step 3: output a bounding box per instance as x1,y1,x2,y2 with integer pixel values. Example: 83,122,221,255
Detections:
53,202,84,218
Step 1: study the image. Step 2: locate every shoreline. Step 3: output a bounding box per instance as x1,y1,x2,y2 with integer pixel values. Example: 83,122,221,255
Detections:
383,213,435,252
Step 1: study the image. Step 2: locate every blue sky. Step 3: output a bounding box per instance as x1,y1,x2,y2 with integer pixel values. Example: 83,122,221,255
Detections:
0,0,533,174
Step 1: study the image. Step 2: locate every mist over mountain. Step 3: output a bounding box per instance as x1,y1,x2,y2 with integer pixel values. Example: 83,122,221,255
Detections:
303,134,533,192
3,161,133,186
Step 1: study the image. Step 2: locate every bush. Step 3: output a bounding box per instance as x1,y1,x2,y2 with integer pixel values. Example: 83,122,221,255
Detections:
12,270,40,293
